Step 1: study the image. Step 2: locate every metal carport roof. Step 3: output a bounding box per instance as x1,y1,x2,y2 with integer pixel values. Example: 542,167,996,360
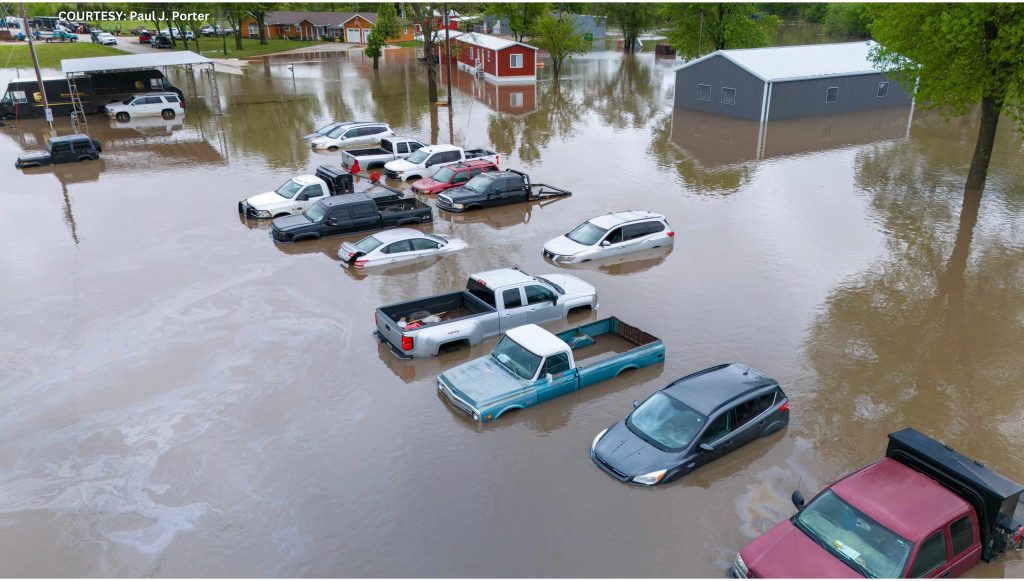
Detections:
61,51,213,74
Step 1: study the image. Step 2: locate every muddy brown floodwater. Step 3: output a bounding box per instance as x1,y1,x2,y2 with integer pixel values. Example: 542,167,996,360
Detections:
1,47,1022,577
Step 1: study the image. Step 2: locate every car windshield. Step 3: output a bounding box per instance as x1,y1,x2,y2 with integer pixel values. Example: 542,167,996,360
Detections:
315,122,338,135
793,490,911,578
275,179,302,199
626,392,705,451
490,335,541,381
406,149,431,164
464,175,494,193
432,167,456,182
304,204,327,223
566,221,609,246
325,126,348,139
122,96,136,105
354,236,382,253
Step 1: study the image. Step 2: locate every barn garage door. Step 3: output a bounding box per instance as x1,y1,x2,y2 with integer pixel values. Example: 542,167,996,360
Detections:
346,28,360,43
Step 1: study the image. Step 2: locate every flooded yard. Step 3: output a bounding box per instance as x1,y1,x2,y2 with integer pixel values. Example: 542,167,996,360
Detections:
1,46,1022,576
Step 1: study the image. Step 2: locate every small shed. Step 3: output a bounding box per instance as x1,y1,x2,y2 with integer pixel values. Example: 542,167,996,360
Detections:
673,41,913,122
441,32,537,84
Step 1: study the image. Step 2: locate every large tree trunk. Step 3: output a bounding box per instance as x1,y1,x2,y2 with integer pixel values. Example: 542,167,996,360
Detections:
373,56,379,70
964,93,1002,194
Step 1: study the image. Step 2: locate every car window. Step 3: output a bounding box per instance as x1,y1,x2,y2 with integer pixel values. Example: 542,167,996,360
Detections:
453,171,469,183
357,126,381,137
145,96,162,104
605,228,624,245
343,129,359,139
328,206,351,221
396,142,408,154
410,238,440,251
51,141,71,153
543,352,571,376
733,392,776,426
469,168,484,177
909,531,947,577
502,288,523,309
409,142,423,152
71,140,91,152
700,410,734,444
301,185,322,199
382,240,412,254
163,96,179,103
623,223,648,241
949,516,974,556
443,151,461,163
351,202,376,218
524,285,555,305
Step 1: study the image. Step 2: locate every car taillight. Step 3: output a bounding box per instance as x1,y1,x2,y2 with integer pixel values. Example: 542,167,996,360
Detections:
374,312,378,326
354,259,368,268
666,231,675,237
401,336,413,351
779,401,790,412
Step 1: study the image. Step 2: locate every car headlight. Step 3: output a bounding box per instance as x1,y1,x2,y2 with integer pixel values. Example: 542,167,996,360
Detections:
256,210,271,218
453,203,464,210
632,469,667,486
733,553,749,578
591,428,608,452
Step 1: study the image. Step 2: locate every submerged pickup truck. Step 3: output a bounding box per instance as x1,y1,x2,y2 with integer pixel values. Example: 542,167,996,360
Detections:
270,190,431,243
438,317,665,422
373,268,598,358
239,165,357,219
435,169,571,213
734,428,1024,579
340,137,426,170
383,144,499,182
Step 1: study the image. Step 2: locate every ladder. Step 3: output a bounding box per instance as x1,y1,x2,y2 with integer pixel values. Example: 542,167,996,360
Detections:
184,64,198,100
205,67,222,115
66,75,88,135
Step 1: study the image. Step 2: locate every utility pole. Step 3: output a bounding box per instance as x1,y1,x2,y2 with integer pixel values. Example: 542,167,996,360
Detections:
21,3,53,131
444,2,453,109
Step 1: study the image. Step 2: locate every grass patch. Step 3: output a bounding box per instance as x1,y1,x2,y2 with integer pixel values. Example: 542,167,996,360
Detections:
176,38,327,59
0,42,126,70
391,40,422,48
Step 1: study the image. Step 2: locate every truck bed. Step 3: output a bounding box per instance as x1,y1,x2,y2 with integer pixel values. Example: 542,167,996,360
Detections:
379,291,494,331
464,148,497,160
556,318,663,381
527,183,572,201
345,147,389,158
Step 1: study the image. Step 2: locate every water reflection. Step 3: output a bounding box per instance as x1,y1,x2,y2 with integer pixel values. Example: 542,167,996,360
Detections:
544,245,674,276
435,196,570,230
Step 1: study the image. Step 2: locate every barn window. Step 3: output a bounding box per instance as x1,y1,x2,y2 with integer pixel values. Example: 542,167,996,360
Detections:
697,84,711,102
826,86,839,103
720,87,736,106
510,92,523,108
877,82,889,98
469,47,474,59
509,53,523,69
248,24,258,36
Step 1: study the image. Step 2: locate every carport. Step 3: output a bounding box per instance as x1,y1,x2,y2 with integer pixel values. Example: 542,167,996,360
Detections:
60,51,222,134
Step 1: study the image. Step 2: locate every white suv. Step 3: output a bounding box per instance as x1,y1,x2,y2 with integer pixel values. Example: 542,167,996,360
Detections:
309,122,395,151
543,211,675,263
106,93,184,121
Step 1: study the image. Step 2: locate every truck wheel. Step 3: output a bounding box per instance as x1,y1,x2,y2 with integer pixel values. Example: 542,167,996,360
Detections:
161,109,175,119
406,175,419,183
273,213,289,218
1,113,14,120
328,146,339,151
438,339,470,354
77,156,92,162
116,112,130,122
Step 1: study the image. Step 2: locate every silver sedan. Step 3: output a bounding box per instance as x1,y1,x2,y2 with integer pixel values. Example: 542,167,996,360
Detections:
339,228,467,269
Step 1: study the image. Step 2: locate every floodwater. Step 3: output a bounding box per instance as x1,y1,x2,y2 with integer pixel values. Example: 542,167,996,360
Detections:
1,47,1023,577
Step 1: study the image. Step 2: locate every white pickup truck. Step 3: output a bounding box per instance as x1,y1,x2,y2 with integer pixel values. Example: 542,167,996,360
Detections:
340,137,426,170
383,144,499,182
238,165,401,219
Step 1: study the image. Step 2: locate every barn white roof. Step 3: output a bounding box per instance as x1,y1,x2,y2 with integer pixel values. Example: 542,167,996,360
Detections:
447,31,536,52
676,41,884,83
62,51,213,74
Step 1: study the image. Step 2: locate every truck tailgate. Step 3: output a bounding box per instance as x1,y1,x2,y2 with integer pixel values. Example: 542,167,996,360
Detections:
374,309,408,357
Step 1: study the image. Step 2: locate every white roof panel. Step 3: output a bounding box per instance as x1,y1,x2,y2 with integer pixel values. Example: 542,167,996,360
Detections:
448,31,536,52
677,41,883,83
589,210,663,229
62,51,213,74
505,325,569,358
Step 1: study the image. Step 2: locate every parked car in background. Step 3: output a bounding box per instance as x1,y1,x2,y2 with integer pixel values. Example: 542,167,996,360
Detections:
543,211,674,264
239,166,358,219
339,229,466,268
169,28,194,40
304,121,346,141
733,428,1024,579
152,35,172,49
592,363,789,486
373,268,598,359
138,30,152,43
15,135,101,168
435,169,571,213
105,92,183,121
270,191,432,243
340,137,426,170
383,144,498,182
438,317,664,423
411,159,500,195
95,32,117,46
309,122,395,151
45,29,77,42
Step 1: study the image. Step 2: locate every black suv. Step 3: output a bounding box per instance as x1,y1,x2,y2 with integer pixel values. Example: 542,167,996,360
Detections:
591,363,789,485
16,135,102,168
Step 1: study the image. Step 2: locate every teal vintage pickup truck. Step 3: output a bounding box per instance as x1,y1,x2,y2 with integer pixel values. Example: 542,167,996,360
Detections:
437,317,665,422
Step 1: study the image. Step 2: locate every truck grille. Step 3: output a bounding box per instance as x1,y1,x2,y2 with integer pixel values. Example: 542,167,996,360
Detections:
271,229,288,242
438,380,476,418
436,196,453,210
385,169,401,180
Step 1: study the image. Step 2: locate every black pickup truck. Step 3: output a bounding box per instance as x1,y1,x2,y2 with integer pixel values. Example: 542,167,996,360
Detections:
434,169,571,213
270,190,432,243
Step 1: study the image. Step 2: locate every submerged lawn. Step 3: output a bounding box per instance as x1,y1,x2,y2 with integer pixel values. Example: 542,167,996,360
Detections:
1,42,126,70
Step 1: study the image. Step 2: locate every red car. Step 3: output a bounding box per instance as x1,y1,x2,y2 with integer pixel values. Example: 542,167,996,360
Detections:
138,31,152,43
410,159,499,195
733,428,1024,578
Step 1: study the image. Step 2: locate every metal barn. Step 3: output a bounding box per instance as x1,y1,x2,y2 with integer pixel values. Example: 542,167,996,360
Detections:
673,41,913,122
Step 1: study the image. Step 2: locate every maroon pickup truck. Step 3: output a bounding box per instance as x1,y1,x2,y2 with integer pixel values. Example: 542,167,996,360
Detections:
733,428,1024,578
410,159,499,195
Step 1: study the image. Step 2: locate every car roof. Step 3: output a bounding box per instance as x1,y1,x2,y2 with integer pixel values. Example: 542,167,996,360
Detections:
337,121,388,129
291,175,321,186
321,193,379,206
470,268,534,288
505,324,568,357
128,92,178,97
832,457,971,541
457,159,498,168
49,135,93,143
662,363,778,416
589,210,667,229
369,228,425,243
419,144,459,153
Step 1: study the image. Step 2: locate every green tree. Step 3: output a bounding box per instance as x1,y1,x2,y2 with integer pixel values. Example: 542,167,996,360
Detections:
409,2,441,103
364,28,386,69
595,4,657,54
373,1,400,41
219,4,246,51
869,4,1024,198
247,4,275,46
663,3,781,60
532,12,588,80
485,3,551,42
822,3,872,38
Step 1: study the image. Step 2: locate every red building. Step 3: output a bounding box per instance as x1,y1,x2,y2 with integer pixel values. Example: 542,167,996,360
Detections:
439,32,537,84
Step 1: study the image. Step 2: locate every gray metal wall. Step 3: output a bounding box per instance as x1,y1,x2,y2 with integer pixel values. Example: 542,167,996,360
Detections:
766,73,913,120
673,55,766,121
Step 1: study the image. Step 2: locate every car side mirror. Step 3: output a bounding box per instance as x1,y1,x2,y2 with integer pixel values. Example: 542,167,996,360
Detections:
551,296,558,305
600,240,611,247
632,400,639,409
699,443,714,453
791,490,805,511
